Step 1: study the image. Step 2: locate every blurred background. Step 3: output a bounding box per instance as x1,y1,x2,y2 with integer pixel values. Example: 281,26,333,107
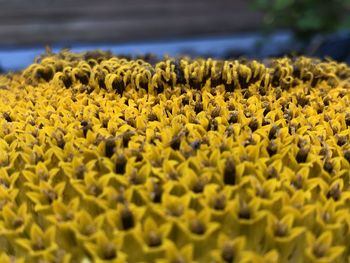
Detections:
0,0,349,72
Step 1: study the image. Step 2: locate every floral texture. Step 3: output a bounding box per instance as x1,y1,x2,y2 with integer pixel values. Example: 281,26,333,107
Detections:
0,50,350,262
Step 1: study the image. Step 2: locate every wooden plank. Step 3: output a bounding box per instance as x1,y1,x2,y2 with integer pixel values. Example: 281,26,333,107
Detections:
0,1,255,21
0,0,221,8
0,0,262,46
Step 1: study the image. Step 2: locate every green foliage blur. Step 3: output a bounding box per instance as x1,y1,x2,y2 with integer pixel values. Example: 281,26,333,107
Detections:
253,0,350,41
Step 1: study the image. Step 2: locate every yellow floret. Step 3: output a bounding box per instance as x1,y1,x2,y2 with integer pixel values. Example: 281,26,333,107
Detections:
0,50,350,262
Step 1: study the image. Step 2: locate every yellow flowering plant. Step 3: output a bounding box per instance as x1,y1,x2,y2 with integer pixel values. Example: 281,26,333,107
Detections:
0,51,350,261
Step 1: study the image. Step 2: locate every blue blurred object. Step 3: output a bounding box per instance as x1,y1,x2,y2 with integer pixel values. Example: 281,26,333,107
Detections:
0,30,349,73
307,31,350,64
0,32,292,72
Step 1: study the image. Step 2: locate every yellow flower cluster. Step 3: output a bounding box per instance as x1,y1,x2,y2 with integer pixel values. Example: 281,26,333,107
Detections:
1,50,350,262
